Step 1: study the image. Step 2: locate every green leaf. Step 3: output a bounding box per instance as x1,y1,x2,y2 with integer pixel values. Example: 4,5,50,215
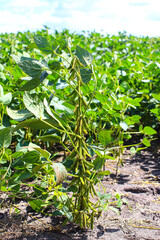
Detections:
23,92,45,119
38,134,61,143
98,192,112,200
1,92,12,105
48,60,61,70
117,199,122,208
18,59,43,78
96,92,108,104
98,130,112,146
34,35,53,54
152,93,160,101
28,199,44,212
0,85,4,97
21,151,40,163
93,156,105,170
34,148,51,159
50,97,73,115
52,210,63,216
16,170,32,181
0,63,4,72
142,138,151,147
0,86,12,105
130,147,137,154
56,79,69,90
0,72,6,81
0,128,12,149
44,98,67,127
7,108,32,121
20,78,41,91
13,118,59,131
97,170,111,176
11,151,23,159
80,68,92,83
76,46,93,67
143,126,157,135
120,122,128,131
60,51,72,68
40,70,49,82
9,184,20,192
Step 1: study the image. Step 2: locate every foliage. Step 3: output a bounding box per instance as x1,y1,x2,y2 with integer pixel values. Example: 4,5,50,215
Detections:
0,28,159,229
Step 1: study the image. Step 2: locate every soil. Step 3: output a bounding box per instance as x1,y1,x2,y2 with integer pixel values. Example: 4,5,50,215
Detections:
0,140,160,240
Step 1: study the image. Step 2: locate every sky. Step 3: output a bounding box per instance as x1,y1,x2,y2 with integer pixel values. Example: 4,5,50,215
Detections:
0,0,160,37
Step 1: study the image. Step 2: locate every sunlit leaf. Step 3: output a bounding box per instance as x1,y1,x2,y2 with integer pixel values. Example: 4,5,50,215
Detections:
76,46,93,67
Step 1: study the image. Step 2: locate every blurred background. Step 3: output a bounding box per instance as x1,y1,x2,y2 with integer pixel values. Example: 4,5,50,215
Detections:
0,0,159,36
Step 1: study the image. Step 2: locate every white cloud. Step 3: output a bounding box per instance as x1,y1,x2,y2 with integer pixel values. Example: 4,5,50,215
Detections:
0,0,160,36
7,0,49,8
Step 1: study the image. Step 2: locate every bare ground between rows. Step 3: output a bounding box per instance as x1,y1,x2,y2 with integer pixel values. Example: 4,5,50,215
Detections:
0,142,160,240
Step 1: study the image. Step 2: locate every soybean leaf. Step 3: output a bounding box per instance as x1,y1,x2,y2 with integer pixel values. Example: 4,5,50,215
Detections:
40,70,49,82
13,118,59,131
120,122,128,131
0,127,12,149
48,60,61,70
143,126,157,135
7,108,32,121
50,97,73,115
23,92,45,119
28,199,44,212
15,171,31,182
130,147,137,154
38,134,61,143
98,130,112,146
34,35,53,54
56,79,69,90
152,93,160,101
0,92,12,105
96,92,108,104
60,51,72,68
97,170,111,177
44,98,67,127
18,58,43,78
142,138,151,147
93,156,105,170
0,85,3,97
20,78,41,91
76,46,93,67
31,148,51,159
21,151,40,163
0,63,4,72
80,68,92,83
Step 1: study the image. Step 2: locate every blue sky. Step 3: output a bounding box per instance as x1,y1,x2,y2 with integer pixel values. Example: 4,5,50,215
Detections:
0,0,159,37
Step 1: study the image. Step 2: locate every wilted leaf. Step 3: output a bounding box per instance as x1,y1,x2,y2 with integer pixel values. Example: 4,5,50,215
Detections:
52,163,68,185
